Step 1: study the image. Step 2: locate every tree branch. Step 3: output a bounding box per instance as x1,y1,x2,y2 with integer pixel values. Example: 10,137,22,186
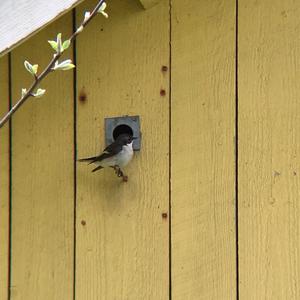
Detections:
0,0,106,129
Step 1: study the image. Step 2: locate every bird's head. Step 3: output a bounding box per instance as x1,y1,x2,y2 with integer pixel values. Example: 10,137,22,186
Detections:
115,133,136,145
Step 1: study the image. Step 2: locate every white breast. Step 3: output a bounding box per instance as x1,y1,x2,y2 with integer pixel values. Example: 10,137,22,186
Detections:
116,142,134,167
96,142,134,168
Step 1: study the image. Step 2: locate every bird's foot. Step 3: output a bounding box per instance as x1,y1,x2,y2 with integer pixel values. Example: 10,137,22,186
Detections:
112,166,121,176
113,166,128,182
115,166,123,177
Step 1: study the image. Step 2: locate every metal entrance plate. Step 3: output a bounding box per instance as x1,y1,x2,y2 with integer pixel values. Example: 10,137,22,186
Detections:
104,115,141,151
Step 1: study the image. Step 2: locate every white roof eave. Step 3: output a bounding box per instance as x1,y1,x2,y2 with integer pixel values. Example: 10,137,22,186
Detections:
0,0,84,56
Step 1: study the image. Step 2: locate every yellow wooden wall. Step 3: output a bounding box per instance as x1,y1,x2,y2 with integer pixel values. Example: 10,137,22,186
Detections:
0,0,300,299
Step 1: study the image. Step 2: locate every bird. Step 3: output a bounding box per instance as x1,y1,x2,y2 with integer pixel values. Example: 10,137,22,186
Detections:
78,133,136,181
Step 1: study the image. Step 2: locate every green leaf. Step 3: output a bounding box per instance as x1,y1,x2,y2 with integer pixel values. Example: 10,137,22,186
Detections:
98,2,107,12
24,60,35,75
53,59,75,71
62,39,71,51
32,64,38,75
33,88,46,98
56,33,62,52
76,25,84,34
48,40,58,51
21,88,27,97
84,11,90,22
60,63,75,70
98,2,108,18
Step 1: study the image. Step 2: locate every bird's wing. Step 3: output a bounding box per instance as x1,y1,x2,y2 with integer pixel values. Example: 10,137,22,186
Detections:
89,141,123,163
92,165,103,172
78,141,122,164
103,141,122,154
77,156,98,163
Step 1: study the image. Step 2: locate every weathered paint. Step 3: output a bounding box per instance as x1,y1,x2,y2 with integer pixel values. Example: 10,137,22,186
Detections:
239,0,300,298
9,12,74,300
0,54,9,300
171,0,236,298
75,0,169,298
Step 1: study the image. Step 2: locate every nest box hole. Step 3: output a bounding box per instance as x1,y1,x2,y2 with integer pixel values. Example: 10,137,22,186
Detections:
113,124,133,140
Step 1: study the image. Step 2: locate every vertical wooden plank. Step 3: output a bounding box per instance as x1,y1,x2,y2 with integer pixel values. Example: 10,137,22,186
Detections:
171,0,236,299
239,1,300,298
76,0,169,299
0,55,9,300
10,13,74,300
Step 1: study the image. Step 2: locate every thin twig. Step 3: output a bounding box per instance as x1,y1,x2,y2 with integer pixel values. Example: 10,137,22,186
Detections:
0,0,106,129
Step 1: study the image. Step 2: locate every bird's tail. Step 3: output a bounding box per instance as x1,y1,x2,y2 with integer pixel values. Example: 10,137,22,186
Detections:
77,156,97,164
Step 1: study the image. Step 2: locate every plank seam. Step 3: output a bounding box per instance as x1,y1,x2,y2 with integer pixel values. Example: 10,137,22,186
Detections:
72,8,77,300
168,1,172,299
7,52,12,300
235,0,239,299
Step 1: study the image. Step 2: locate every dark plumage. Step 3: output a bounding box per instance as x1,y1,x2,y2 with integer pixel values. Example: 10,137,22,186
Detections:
78,133,135,180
